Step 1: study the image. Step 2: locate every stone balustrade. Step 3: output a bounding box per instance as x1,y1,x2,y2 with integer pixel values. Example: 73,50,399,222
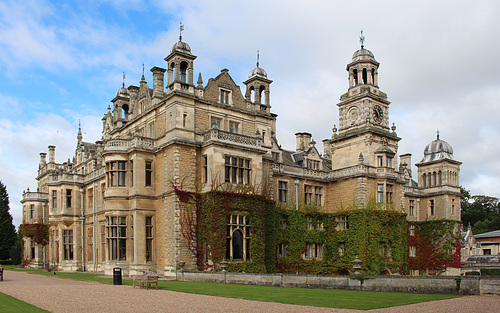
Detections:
203,129,262,147
104,136,155,151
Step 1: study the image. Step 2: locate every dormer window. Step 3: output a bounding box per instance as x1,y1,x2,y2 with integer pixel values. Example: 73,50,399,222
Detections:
220,89,231,104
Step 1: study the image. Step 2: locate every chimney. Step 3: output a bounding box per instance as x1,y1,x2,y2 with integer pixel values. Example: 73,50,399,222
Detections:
40,153,47,166
151,67,166,104
400,153,412,176
48,146,56,163
295,132,312,152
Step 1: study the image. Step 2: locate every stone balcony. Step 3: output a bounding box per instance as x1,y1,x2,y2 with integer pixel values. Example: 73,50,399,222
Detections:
21,191,48,202
104,136,156,152
327,164,370,180
203,129,262,148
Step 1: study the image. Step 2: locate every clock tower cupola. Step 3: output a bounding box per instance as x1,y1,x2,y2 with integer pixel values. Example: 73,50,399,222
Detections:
337,31,390,134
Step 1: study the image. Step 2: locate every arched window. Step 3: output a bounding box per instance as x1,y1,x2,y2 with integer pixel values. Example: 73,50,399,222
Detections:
249,86,255,102
170,62,176,83
226,214,250,261
259,85,265,105
353,69,358,86
232,230,243,259
122,104,129,121
423,174,427,188
362,68,368,84
438,171,442,186
428,173,432,188
180,61,188,83
371,68,375,84
433,172,437,186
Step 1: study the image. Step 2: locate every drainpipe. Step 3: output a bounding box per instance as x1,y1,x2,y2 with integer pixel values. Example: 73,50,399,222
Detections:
294,179,299,210
80,187,85,271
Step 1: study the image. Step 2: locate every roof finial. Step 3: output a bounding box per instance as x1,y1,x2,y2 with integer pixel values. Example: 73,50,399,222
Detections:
79,119,81,129
437,129,440,140
360,29,365,49
256,49,260,68
141,63,146,83
179,21,184,42
122,72,126,88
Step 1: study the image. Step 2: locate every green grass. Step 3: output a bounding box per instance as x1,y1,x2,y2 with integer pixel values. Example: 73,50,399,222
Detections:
154,280,460,310
0,292,48,312
7,268,461,310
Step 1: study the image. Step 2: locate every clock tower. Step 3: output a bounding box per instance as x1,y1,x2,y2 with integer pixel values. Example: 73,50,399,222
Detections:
323,32,400,172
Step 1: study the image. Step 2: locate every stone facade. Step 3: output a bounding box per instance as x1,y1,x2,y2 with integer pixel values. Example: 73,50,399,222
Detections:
20,36,462,276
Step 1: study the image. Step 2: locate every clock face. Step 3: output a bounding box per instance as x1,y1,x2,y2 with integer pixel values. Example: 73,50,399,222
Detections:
373,105,383,123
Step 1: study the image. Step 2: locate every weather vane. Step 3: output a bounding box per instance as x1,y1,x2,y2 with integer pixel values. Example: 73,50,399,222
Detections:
256,50,260,68
179,21,184,41
360,29,365,49
122,72,126,88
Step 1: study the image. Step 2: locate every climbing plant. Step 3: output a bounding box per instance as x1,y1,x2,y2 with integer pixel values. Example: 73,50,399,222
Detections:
276,199,407,275
174,182,278,272
407,220,462,274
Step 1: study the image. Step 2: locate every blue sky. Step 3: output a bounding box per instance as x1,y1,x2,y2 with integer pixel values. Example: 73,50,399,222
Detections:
2,0,500,227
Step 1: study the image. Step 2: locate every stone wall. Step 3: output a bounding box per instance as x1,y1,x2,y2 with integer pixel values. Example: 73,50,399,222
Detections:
176,271,487,295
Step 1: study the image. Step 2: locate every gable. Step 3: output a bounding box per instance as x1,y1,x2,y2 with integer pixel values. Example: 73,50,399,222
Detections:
204,69,246,110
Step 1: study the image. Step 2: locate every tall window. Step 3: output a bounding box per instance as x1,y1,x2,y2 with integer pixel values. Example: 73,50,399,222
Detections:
377,184,384,203
409,245,416,258
87,227,93,261
377,156,383,167
278,243,287,258
66,189,72,207
224,156,250,185
386,156,393,168
409,225,416,236
429,199,435,216
203,156,208,183
87,188,93,210
63,230,74,260
220,89,230,104
339,242,345,256
130,160,134,186
306,216,313,230
108,161,126,187
210,117,221,129
229,121,239,133
107,216,127,260
314,187,323,206
423,174,427,188
336,216,348,230
145,161,152,187
304,185,313,205
226,214,250,260
149,122,155,138
52,190,57,209
280,215,287,229
386,184,393,204
146,216,153,262
452,199,455,215
278,181,288,202
30,204,35,219
183,113,187,127
30,237,36,259
409,200,415,216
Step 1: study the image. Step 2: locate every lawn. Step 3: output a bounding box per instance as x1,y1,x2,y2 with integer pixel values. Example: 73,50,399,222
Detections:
0,292,48,313
8,267,461,310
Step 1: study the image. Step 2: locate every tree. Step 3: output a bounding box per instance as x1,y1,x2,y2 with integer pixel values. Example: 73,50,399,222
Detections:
461,186,500,234
0,181,17,260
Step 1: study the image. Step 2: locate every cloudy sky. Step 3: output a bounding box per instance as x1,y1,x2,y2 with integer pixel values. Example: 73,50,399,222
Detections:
1,0,499,226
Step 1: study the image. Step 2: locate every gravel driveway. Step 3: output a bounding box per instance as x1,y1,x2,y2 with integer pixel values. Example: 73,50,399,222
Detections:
0,270,498,312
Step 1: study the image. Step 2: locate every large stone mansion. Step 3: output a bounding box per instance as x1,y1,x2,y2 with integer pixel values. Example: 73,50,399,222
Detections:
21,34,462,276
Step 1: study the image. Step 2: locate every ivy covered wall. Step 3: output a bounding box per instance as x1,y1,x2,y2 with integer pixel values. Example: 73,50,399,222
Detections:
276,202,408,275
407,220,462,274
